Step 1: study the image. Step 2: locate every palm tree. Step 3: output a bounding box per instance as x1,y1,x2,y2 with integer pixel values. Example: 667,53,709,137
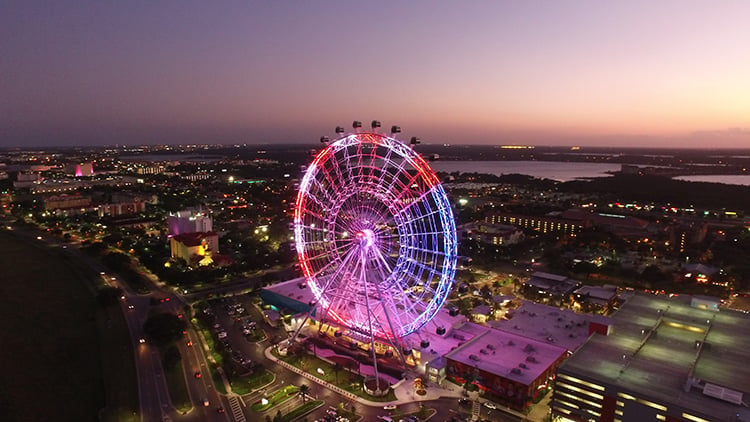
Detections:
298,384,310,404
333,362,342,384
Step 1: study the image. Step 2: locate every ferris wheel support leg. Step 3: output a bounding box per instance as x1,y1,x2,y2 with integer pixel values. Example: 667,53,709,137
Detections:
370,253,410,372
289,311,313,345
359,247,386,391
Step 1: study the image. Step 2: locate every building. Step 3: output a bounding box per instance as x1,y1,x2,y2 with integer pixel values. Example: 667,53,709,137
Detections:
486,213,583,235
445,327,568,411
170,232,219,264
44,194,91,211
462,222,524,246
74,162,94,177
260,277,316,315
98,200,146,217
669,222,708,252
573,285,619,314
167,209,213,235
561,209,650,238
521,272,582,306
261,277,569,410
489,300,612,353
13,172,42,189
551,293,750,422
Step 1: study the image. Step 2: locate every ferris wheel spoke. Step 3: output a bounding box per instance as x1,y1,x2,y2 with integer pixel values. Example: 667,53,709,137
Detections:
381,153,410,195
309,177,340,208
389,185,436,218
373,145,394,190
316,154,346,198
390,170,426,206
315,245,363,309
359,246,403,342
370,250,416,332
307,240,358,276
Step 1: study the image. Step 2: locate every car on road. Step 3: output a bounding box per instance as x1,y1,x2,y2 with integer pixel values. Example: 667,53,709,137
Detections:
458,398,471,407
482,402,498,410
202,398,209,407
216,407,225,413
383,404,397,410
194,372,201,379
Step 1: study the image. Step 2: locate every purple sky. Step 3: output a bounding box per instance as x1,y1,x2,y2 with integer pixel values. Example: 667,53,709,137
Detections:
2,1,750,148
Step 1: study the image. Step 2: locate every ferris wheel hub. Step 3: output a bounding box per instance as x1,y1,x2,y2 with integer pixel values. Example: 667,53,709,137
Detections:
357,229,376,248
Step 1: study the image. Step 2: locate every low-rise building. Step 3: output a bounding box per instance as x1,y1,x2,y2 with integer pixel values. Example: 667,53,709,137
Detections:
44,194,91,211
445,328,567,411
462,222,524,246
521,272,581,306
98,200,146,217
490,300,612,353
573,285,619,314
551,293,750,422
170,231,219,264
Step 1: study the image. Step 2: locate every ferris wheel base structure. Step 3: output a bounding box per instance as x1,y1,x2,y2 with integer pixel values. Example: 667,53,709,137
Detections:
291,122,459,370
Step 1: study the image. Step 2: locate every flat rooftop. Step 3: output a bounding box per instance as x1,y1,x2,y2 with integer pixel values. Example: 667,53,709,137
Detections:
489,301,608,352
446,324,567,386
525,272,581,296
559,292,750,419
262,277,316,307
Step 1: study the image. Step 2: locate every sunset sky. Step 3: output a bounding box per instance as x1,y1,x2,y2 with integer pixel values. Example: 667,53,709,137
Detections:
2,1,749,148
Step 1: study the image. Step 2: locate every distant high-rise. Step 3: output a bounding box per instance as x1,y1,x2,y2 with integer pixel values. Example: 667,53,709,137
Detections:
74,162,94,177
167,209,212,236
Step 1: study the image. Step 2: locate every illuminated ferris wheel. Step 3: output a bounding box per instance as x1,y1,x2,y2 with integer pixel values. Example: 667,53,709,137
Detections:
294,121,457,348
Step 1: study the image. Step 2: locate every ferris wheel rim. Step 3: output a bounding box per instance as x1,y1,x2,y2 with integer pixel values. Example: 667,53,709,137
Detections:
294,132,457,339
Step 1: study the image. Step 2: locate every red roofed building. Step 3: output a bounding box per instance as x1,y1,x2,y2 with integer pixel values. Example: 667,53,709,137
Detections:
170,231,219,264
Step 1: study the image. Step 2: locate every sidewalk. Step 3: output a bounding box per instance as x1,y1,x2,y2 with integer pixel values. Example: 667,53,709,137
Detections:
264,346,463,407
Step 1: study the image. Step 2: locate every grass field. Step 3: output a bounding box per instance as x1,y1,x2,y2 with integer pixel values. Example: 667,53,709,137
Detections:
0,230,137,421
163,360,192,413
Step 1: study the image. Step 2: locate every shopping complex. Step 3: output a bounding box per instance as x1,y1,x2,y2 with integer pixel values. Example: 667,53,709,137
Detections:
261,276,750,420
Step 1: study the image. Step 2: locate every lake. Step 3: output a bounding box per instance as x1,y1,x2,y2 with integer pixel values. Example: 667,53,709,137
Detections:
429,160,620,182
673,175,750,186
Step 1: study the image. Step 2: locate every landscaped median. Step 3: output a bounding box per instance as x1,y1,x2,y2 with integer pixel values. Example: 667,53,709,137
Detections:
163,361,191,413
249,384,324,422
251,385,299,412
280,400,324,422
271,348,398,402
228,368,274,395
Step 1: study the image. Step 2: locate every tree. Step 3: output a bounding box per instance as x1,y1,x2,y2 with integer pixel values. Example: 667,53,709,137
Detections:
463,372,477,394
143,312,187,348
96,286,123,308
332,362,342,384
298,384,310,404
641,264,665,285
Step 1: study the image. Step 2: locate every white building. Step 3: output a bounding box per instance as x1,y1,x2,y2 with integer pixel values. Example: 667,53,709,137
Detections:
167,209,212,235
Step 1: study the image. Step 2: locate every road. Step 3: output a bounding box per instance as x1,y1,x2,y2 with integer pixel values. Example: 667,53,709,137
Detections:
22,226,232,422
